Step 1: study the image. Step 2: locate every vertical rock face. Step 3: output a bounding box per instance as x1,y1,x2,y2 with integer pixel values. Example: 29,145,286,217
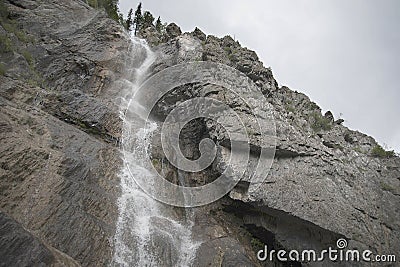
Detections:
1,0,399,266
0,0,130,265
0,211,80,266
141,25,400,266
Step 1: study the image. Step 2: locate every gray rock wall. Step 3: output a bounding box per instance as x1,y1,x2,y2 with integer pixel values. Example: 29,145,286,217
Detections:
0,0,399,266
0,0,129,265
143,24,400,266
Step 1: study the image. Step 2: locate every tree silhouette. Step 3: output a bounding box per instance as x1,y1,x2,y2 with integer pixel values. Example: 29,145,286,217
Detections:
133,2,142,35
142,11,154,29
155,16,162,33
126,8,133,32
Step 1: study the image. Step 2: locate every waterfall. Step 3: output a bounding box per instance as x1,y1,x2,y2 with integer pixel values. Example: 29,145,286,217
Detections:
112,37,200,267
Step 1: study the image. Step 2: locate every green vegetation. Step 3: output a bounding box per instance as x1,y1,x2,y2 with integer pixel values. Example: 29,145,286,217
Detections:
250,237,264,251
0,0,42,84
228,53,235,62
155,16,162,33
0,0,33,54
128,3,165,35
142,11,154,28
86,0,157,31
0,0,8,19
133,3,143,34
353,146,364,154
87,0,123,24
306,101,320,110
380,181,395,192
22,50,33,65
371,145,395,158
223,46,237,62
310,112,332,132
87,0,99,8
0,62,5,75
1,21,33,43
331,143,343,150
0,34,12,53
1,0,33,54
223,46,231,53
151,158,160,166
0,1,34,44
285,104,295,113
125,8,133,32
22,48,45,87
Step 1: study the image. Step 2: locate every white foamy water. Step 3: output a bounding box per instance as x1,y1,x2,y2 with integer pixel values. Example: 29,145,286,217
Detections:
112,36,200,267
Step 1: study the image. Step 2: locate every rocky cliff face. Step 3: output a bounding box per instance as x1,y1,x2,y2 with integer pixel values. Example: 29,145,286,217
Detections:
139,20,400,267
0,0,129,265
0,0,399,266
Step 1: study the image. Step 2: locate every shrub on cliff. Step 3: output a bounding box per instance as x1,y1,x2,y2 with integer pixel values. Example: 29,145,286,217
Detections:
0,62,5,76
371,145,395,158
87,0,123,25
310,112,332,132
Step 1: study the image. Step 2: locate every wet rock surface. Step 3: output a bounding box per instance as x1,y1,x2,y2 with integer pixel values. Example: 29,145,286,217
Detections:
0,211,79,266
1,0,399,266
0,0,128,265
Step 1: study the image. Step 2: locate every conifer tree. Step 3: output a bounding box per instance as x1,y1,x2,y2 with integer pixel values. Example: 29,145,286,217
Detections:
126,8,133,32
155,16,162,33
133,2,142,35
142,11,154,29
104,0,120,22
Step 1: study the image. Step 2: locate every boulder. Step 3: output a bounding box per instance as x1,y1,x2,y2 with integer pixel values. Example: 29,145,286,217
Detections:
192,27,206,41
166,22,182,39
324,110,334,122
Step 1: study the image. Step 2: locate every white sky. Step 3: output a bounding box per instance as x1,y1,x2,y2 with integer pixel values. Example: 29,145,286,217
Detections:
119,0,400,152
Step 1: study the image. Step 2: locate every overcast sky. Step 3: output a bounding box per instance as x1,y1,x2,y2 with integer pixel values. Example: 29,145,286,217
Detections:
119,0,400,152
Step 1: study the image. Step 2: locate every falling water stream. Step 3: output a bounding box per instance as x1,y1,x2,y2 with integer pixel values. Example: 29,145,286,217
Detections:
112,37,200,267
